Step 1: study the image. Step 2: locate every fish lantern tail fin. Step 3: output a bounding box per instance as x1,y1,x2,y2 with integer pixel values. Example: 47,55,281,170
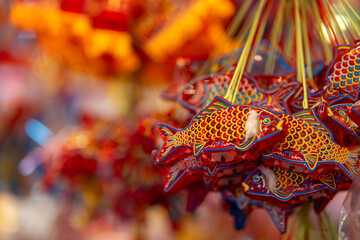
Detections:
154,123,179,165
270,82,298,112
346,146,360,177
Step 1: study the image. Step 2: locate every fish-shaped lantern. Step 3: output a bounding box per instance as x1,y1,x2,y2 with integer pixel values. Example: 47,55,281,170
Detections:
178,64,298,113
300,102,360,147
347,103,360,129
319,103,360,147
162,153,260,194
242,166,348,208
292,42,360,110
155,96,286,167
262,107,360,179
324,42,360,104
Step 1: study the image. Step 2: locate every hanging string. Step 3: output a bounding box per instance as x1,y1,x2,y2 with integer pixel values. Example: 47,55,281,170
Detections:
234,11,256,47
294,0,308,109
343,0,360,21
284,2,295,65
197,0,252,76
333,2,356,42
319,0,340,46
246,0,273,73
310,0,333,61
300,1,314,87
338,0,360,38
224,0,267,103
265,0,287,74
323,0,350,44
200,0,360,101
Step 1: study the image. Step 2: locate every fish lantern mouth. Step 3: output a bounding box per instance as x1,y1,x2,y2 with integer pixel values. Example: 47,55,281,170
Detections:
242,182,249,192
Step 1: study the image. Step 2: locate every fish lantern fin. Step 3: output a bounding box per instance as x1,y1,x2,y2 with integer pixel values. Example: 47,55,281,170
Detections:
345,145,360,178
154,123,178,164
235,137,255,150
353,128,360,139
348,91,360,101
193,139,207,156
293,108,333,140
269,82,298,112
319,172,337,190
273,189,293,200
206,162,218,175
303,152,319,171
261,203,287,233
191,96,232,124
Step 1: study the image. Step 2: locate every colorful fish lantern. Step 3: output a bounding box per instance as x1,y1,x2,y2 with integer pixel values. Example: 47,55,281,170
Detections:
262,107,360,179
292,42,360,110
161,153,259,194
313,103,360,147
155,96,286,167
242,166,349,208
178,64,298,113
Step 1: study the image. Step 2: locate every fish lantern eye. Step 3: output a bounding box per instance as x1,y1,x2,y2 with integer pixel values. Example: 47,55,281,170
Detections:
262,118,271,125
339,110,346,116
253,175,261,182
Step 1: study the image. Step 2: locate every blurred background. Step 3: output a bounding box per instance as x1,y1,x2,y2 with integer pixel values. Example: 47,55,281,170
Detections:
0,0,359,240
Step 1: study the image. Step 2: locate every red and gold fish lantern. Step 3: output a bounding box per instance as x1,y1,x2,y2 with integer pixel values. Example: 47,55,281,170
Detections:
155,97,285,166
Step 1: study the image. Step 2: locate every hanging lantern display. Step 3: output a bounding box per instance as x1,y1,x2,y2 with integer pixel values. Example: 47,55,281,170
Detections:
154,0,360,235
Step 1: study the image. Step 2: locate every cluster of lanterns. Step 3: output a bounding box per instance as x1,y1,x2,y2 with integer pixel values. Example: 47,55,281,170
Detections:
154,42,360,232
